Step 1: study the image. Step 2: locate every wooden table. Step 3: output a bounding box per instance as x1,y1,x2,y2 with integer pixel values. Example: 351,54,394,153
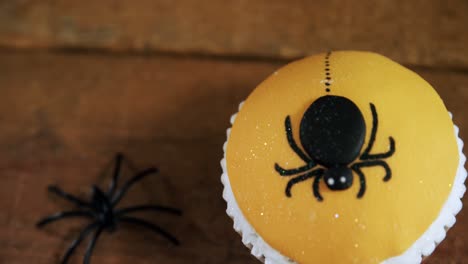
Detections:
0,1,467,263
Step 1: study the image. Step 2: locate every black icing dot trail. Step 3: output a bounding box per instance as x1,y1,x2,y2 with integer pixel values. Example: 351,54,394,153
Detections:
324,51,332,93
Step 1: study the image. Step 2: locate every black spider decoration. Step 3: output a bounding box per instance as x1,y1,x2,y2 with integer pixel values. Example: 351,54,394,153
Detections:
274,95,395,201
37,153,182,264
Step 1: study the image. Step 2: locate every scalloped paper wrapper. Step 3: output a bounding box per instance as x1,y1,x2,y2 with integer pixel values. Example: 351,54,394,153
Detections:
221,103,467,264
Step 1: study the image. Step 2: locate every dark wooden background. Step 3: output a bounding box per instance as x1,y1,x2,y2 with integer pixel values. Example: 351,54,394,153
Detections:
0,1,467,263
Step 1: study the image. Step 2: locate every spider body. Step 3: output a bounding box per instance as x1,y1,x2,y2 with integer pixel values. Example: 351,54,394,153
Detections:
89,186,117,231
37,154,181,264
300,95,366,166
275,95,395,201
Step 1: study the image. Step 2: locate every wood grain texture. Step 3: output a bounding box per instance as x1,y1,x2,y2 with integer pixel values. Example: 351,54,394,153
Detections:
0,51,466,263
0,0,467,68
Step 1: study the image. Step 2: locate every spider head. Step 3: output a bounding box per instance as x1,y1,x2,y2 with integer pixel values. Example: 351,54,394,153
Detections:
324,166,353,191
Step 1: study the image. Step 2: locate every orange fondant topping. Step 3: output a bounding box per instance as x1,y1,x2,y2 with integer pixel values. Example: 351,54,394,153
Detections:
226,51,459,264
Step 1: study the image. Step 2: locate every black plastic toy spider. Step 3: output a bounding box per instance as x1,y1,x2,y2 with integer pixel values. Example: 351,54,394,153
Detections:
37,153,182,264
274,95,395,201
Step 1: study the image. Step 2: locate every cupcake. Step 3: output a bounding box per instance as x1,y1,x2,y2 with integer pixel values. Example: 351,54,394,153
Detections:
221,51,466,264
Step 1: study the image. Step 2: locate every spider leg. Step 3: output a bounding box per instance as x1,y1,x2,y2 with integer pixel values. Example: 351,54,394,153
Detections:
61,222,99,264
274,162,316,176
91,185,112,210
312,174,324,201
284,116,312,163
48,185,91,208
353,160,391,182
360,103,396,160
111,167,158,206
116,205,182,217
117,216,179,245
361,137,395,160
285,169,324,197
108,153,124,197
83,226,104,264
351,165,367,198
36,211,94,228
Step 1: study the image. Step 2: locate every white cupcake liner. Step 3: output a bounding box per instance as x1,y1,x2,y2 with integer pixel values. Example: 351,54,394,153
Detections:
221,103,466,264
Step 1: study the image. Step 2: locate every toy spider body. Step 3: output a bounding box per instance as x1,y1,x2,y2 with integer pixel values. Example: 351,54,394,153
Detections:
37,154,181,264
275,95,395,201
